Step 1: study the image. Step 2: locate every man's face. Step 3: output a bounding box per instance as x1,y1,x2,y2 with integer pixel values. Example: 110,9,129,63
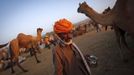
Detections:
57,31,73,42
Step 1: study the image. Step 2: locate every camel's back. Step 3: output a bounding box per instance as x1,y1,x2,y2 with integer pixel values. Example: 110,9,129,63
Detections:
17,33,32,48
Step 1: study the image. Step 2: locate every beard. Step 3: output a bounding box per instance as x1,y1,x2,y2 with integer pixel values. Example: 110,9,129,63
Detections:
64,38,72,42
64,39,73,45
55,33,73,45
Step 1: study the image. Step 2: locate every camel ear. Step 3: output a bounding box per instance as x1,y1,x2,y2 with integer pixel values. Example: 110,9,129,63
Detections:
83,1,86,4
79,3,81,6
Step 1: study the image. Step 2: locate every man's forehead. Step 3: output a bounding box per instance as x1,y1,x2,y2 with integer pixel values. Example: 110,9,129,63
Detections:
59,31,73,34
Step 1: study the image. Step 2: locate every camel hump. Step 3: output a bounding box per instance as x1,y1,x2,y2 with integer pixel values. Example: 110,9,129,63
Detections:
17,33,32,39
18,33,25,35
17,33,27,38
10,39,18,45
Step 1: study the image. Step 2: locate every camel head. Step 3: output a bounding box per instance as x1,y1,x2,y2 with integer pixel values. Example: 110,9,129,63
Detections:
37,28,43,33
77,2,92,14
102,7,111,14
36,28,43,44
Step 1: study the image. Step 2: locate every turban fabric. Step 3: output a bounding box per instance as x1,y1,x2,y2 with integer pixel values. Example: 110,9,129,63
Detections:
54,19,73,33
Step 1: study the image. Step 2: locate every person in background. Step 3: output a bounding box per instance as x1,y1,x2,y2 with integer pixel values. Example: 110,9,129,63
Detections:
44,35,51,49
52,18,91,75
49,34,57,46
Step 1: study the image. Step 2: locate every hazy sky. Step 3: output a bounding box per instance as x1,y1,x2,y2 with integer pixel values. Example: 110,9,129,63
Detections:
0,0,116,44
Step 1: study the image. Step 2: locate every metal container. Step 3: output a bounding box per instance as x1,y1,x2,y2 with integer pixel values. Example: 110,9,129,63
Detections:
85,54,98,67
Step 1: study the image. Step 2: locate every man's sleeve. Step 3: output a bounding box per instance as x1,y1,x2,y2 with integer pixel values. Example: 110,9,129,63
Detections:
52,48,63,75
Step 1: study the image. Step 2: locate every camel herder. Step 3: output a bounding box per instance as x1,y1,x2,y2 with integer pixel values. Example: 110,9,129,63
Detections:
44,35,51,49
52,18,91,75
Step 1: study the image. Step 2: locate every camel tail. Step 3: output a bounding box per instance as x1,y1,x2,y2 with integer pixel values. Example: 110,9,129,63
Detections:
0,43,8,48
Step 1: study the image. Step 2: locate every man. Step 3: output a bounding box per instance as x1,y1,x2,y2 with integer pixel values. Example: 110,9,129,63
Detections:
44,35,51,49
52,19,91,75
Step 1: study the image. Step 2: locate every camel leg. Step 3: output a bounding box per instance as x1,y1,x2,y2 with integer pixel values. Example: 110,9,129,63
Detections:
120,33,134,53
119,29,129,62
120,30,129,50
120,30,134,62
105,26,108,31
9,45,15,73
16,58,28,72
29,48,34,56
114,25,131,62
36,45,41,54
95,24,101,32
10,58,15,73
31,47,41,63
113,25,126,62
114,25,123,48
96,25,99,32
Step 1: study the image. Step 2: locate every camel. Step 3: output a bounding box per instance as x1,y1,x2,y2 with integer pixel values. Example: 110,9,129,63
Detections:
89,20,101,32
17,28,43,55
93,6,127,52
73,24,87,37
9,28,43,73
77,0,134,61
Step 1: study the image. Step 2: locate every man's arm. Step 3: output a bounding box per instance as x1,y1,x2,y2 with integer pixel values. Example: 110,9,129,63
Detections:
52,48,63,75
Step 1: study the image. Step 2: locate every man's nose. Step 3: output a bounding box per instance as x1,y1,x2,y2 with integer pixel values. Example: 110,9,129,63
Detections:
67,33,73,38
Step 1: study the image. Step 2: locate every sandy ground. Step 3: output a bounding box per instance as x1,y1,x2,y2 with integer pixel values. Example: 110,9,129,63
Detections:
0,30,134,75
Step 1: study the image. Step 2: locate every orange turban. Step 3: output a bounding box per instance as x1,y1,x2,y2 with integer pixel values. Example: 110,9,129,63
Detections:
54,19,73,33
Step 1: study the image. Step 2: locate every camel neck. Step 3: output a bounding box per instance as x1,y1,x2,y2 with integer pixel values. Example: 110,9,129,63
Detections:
37,32,42,41
83,7,114,26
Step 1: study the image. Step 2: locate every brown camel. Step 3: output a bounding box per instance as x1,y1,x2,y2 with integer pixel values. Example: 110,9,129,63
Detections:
90,20,101,32
77,0,134,61
73,24,87,37
99,6,127,53
9,28,43,73
17,28,43,54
